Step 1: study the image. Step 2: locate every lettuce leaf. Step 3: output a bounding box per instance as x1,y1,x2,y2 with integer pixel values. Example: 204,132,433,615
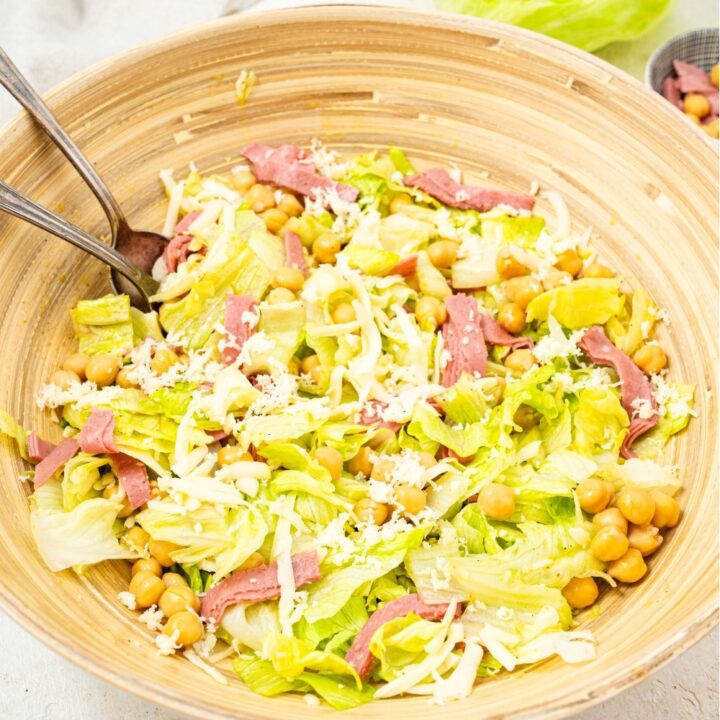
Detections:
0,409,28,460
343,243,400,276
481,215,545,248
136,502,267,579
369,613,450,681
605,287,656,356
62,454,108,511
451,504,502,554
295,595,369,654
572,387,628,456
130,307,163,342
71,294,134,356
158,233,272,348
416,250,452,299
304,525,427,622
231,657,374,710
632,382,695,459
437,0,671,52
526,278,624,330
30,479,133,572
243,301,306,375
222,602,281,651
436,374,489,425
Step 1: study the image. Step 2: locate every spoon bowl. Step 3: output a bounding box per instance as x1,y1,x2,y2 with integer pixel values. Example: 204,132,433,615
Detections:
0,46,166,310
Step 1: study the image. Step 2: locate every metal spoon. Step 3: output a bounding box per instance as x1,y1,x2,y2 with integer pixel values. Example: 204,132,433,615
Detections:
0,47,167,311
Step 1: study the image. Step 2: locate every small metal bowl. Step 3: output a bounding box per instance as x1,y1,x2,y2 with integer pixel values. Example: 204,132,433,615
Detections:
646,27,719,94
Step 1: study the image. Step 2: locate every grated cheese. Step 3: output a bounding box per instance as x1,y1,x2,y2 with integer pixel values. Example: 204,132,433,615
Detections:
138,605,165,631
155,630,181,656
117,591,137,610
184,649,229,685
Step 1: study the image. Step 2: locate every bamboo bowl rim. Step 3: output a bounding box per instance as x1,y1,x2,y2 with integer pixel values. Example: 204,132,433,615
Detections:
0,6,717,719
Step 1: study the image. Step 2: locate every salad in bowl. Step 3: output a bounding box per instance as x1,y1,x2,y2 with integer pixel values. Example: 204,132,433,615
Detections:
0,140,693,709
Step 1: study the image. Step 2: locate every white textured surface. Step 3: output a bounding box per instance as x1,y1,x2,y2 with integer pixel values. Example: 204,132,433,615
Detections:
0,1,717,718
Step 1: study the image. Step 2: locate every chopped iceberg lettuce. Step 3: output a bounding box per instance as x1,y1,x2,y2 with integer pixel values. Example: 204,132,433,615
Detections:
71,294,134,356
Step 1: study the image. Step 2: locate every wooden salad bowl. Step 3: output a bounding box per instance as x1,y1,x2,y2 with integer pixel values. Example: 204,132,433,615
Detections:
0,7,716,719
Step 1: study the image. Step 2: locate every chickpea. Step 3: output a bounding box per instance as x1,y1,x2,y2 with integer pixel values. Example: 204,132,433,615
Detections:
217,445,252,467
607,548,647,583
593,507,628,535
504,349,535,373
132,558,163,578
712,64,719,87
703,119,720,139
51,369,81,390
628,524,663,556
477,482,515,520
266,287,296,304
371,457,395,483
542,270,572,291
277,193,304,218
496,249,528,279
577,478,612,514
163,611,204,647
287,357,301,375
301,354,323,384
231,168,256,192
149,540,181,568
504,276,543,309
591,526,629,562
632,344,667,375
427,240,458,268
312,233,340,264
150,347,179,375
685,112,701,125
115,368,138,389
354,497,389,525
616,487,655,526
582,263,614,279
162,572,188,588
415,296,448,329
62,352,89,379
347,446,374,477
554,249,583,277
159,585,200,617
102,484,133,518
332,302,357,324
650,491,681,529
301,354,321,375
389,193,414,213
129,570,165,608
124,526,150,548
395,485,427,515
260,208,289,235
246,183,276,213
562,577,599,609
512,404,537,430
240,551,266,570
85,355,121,387
683,93,710,119
418,452,437,469
272,266,305,292
367,427,396,451
497,303,526,334
313,446,343,482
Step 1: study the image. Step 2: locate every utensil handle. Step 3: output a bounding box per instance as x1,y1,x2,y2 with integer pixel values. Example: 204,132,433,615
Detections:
0,181,156,302
0,46,127,239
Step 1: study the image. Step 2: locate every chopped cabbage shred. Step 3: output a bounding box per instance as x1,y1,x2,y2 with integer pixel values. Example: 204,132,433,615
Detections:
5,143,695,709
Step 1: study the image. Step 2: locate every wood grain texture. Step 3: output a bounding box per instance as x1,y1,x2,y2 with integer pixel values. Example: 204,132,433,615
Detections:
0,7,716,720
